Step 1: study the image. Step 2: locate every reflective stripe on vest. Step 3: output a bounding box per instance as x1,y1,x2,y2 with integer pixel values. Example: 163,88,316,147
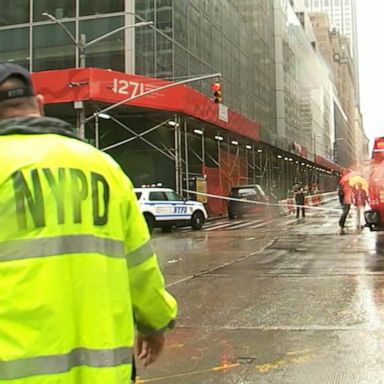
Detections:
0,234,154,266
0,347,133,380
126,240,154,268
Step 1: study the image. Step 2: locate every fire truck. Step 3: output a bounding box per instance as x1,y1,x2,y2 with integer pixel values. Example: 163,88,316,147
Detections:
365,137,384,230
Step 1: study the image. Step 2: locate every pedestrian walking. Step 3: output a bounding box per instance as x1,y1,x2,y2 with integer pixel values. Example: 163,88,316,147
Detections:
337,184,344,205
0,63,177,383
294,187,306,218
353,182,369,229
338,182,353,229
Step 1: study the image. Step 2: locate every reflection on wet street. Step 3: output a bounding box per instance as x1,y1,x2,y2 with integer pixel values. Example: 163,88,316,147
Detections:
138,201,384,383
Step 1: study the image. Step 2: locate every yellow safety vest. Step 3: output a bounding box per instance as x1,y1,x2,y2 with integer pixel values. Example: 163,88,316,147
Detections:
0,117,177,383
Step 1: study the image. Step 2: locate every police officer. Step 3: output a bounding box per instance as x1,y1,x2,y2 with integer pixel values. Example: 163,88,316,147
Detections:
0,63,177,383
294,187,306,218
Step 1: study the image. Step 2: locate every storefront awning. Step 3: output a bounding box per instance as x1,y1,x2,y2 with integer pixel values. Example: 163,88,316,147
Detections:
315,154,344,173
31,67,261,142
291,142,308,158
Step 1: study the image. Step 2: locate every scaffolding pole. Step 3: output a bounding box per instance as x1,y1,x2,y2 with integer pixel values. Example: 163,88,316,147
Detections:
252,147,256,184
184,119,190,199
174,115,182,194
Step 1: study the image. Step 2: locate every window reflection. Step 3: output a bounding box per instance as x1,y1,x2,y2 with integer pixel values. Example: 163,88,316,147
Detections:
0,0,29,26
33,0,76,21
156,0,172,35
33,23,76,71
0,28,29,68
80,0,124,16
80,17,124,71
0,0,276,133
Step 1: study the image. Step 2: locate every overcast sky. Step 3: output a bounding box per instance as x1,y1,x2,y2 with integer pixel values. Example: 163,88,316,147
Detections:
356,0,384,145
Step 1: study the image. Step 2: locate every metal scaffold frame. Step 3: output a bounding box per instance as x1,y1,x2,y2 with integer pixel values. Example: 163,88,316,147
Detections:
92,108,338,206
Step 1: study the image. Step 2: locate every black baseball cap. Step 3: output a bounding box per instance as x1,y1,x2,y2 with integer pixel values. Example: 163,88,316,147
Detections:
0,62,35,102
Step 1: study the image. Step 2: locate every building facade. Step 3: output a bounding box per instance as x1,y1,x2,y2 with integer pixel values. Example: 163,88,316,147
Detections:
0,0,276,136
303,0,359,103
308,12,351,168
331,32,357,167
275,1,333,161
0,0,341,211
135,0,276,138
0,1,129,71
308,9,370,169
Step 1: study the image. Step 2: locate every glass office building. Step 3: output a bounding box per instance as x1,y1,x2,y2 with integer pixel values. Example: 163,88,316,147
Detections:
135,0,276,140
0,0,276,137
274,1,332,157
304,0,359,104
0,0,127,71
0,1,339,200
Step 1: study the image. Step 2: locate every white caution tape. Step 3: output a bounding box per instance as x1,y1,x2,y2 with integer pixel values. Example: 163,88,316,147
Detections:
183,189,342,213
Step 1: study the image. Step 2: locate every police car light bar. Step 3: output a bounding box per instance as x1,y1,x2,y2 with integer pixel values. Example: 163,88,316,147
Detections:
140,183,163,188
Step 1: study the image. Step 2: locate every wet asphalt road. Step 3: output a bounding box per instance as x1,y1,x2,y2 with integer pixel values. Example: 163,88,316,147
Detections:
136,200,384,383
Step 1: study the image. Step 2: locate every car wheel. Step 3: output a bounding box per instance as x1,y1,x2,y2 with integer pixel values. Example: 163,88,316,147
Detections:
144,213,155,234
191,211,205,230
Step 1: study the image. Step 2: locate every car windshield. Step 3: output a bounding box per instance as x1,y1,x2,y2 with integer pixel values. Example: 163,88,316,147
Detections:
231,185,266,197
237,188,257,196
164,191,184,201
149,191,168,201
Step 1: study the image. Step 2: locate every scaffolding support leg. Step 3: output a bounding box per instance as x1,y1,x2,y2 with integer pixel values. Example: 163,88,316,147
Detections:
184,120,189,199
174,115,182,194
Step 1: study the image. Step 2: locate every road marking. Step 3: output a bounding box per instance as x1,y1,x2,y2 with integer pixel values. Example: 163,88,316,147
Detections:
249,223,267,229
204,220,247,231
136,363,240,382
256,350,316,373
177,219,229,232
226,219,263,229
286,349,313,356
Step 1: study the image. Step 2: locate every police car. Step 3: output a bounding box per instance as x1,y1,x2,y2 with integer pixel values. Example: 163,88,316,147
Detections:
134,186,208,233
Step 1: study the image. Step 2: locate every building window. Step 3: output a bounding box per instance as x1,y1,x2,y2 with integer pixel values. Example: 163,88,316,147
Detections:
0,27,29,68
79,0,124,16
0,0,29,26
33,0,76,21
79,16,124,71
33,22,76,71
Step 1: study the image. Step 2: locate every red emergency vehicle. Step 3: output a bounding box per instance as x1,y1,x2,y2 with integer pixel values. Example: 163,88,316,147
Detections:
365,137,384,230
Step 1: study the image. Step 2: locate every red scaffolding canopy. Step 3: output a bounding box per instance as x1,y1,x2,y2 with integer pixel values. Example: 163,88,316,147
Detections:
31,67,261,142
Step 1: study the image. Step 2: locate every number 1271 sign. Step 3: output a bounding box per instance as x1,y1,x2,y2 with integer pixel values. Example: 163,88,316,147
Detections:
111,78,156,98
